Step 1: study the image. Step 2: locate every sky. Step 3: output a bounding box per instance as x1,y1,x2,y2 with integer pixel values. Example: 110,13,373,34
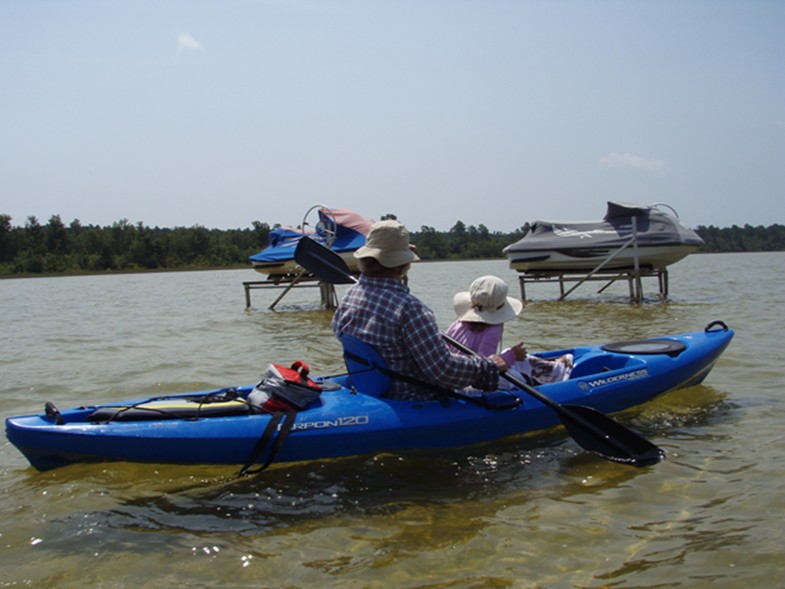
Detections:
1,0,783,232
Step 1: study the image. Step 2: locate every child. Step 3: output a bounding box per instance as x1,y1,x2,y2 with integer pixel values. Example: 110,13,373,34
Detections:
446,275,572,386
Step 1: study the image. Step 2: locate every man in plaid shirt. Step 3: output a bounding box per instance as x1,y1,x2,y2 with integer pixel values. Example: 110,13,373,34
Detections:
332,220,506,400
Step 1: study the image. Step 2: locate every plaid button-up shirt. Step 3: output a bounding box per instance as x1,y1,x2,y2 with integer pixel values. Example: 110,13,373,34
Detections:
332,275,499,400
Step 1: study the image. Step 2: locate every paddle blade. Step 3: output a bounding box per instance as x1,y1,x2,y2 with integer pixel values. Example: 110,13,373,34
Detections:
558,404,665,467
294,237,357,284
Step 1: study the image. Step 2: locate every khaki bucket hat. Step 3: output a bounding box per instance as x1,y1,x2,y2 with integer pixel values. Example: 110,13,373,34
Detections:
354,220,420,268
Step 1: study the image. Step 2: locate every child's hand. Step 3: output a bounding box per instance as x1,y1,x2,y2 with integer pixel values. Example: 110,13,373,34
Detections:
510,341,528,361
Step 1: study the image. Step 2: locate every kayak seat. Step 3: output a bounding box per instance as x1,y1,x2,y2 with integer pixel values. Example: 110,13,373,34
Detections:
339,333,392,396
570,353,642,378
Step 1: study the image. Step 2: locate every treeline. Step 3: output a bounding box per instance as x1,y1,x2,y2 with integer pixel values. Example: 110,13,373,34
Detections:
410,221,527,260
0,213,783,277
0,215,271,275
694,224,785,253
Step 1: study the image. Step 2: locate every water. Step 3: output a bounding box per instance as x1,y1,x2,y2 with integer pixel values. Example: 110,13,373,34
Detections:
1,252,784,588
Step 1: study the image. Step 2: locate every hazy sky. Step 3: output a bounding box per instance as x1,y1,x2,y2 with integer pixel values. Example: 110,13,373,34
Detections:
2,0,783,232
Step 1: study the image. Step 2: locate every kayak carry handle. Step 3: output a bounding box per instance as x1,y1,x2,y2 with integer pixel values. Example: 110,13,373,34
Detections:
705,320,729,332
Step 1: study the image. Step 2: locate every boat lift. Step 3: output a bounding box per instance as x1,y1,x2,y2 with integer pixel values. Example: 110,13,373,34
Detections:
243,272,339,310
515,217,669,303
244,205,345,310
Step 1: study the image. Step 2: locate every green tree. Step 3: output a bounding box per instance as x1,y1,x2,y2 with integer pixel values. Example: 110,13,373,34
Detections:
251,221,271,249
411,226,448,259
0,214,13,262
45,215,69,254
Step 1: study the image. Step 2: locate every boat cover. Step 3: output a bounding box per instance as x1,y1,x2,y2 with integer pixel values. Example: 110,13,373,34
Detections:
503,201,704,254
250,208,374,264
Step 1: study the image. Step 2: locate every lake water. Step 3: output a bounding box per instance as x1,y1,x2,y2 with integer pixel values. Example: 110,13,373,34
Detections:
1,252,784,588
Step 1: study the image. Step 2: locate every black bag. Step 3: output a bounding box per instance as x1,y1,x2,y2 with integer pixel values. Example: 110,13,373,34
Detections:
240,361,324,476
249,360,323,412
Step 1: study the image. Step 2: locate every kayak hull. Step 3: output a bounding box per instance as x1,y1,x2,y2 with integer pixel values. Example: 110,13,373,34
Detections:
5,325,733,472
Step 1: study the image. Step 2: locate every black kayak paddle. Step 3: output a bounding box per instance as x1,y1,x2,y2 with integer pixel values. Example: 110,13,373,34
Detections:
294,236,665,467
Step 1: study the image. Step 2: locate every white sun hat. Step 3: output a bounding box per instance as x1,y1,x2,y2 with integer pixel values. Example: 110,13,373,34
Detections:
452,275,523,325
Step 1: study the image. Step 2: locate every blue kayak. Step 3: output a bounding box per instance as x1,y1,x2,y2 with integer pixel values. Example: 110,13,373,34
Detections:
5,323,733,472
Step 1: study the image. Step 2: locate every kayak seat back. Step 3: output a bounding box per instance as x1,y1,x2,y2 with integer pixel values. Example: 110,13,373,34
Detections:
339,333,392,396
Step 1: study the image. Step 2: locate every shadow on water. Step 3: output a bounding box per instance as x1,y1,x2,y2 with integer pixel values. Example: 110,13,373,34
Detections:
634,384,739,433
22,430,624,555
66,435,578,536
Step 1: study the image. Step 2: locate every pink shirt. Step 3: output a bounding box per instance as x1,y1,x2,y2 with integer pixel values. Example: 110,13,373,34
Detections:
445,320,517,367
